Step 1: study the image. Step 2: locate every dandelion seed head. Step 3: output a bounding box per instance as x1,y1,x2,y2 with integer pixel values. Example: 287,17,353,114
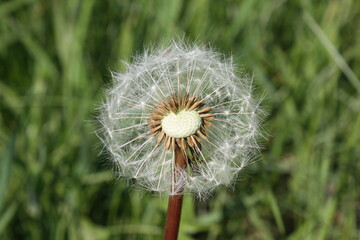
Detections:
98,42,263,198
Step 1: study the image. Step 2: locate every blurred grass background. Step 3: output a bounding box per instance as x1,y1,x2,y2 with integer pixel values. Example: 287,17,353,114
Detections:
0,0,359,239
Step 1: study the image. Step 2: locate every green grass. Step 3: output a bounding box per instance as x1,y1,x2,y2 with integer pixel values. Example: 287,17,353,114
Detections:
0,0,359,239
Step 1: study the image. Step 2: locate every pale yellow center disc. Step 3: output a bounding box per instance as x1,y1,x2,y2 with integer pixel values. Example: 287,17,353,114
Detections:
161,110,201,138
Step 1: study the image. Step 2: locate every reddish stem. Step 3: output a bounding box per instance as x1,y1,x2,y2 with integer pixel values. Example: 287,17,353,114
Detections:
163,147,187,240
163,194,184,240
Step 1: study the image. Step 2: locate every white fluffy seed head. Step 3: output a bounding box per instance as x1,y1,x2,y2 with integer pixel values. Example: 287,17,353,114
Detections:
161,110,201,138
98,41,263,198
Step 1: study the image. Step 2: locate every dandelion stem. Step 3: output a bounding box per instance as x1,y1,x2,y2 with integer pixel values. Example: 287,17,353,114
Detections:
163,147,187,240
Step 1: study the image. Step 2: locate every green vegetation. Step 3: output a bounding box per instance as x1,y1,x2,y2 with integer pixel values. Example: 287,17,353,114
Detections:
0,0,359,239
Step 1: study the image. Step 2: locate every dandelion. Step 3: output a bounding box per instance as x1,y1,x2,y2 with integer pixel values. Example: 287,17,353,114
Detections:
98,42,262,239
